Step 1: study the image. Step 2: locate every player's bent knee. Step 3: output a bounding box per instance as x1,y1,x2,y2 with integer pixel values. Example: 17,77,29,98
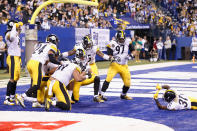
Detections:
56,101,71,111
94,76,100,82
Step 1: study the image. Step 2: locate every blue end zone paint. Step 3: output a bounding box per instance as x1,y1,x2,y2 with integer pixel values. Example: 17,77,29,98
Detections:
0,63,197,131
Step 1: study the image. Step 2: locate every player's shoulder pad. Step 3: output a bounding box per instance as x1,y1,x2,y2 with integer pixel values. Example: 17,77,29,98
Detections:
107,40,116,48
50,43,58,53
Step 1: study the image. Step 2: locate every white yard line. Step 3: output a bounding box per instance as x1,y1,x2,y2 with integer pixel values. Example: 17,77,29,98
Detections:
0,61,192,88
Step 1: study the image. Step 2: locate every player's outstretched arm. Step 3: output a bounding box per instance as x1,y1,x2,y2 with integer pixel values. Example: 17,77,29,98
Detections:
154,99,167,110
62,49,76,58
96,50,114,61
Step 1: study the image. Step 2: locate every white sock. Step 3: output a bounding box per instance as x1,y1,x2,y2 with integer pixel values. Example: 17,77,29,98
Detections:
22,93,27,98
24,96,37,102
101,91,105,96
5,96,9,100
68,90,73,98
10,95,15,99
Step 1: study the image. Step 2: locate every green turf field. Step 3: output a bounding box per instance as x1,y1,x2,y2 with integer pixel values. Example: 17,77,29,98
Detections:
0,60,189,80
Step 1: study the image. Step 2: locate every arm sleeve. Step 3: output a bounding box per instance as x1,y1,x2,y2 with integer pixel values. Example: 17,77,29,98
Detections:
48,53,61,65
107,47,113,56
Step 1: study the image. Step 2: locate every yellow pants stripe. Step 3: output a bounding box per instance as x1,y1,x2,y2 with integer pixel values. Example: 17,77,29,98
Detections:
189,97,197,110
59,82,71,110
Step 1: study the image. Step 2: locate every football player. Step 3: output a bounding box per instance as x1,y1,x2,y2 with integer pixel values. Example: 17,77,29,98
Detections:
154,84,197,110
45,49,90,111
33,61,59,108
4,20,23,105
16,34,62,108
62,35,113,103
100,30,135,101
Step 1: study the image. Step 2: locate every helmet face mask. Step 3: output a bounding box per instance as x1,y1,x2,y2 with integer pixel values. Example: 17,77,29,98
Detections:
46,34,59,46
115,30,126,44
82,35,93,50
163,90,176,103
75,48,86,60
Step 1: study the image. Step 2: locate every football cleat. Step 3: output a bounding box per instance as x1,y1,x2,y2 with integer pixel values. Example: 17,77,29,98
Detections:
120,94,133,100
99,94,107,101
45,98,52,111
9,97,15,102
15,94,25,108
3,99,15,106
70,100,75,104
32,101,44,108
10,97,19,105
93,96,104,103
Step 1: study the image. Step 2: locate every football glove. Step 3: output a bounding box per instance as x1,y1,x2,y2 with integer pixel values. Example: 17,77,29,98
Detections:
126,54,134,60
87,71,92,79
109,56,115,62
156,84,162,90
153,93,158,99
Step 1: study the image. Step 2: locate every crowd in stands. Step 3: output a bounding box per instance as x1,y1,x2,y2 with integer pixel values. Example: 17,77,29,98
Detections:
0,0,196,36
155,0,197,37
0,0,197,64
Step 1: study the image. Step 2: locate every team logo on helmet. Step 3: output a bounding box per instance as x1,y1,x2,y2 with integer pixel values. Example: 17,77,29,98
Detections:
115,30,126,44
163,90,176,102
82,35,93,50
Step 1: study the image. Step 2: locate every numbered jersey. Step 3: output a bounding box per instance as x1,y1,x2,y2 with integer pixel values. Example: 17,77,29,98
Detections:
51,61,80,86
42,62,58,76
107,38,131,65
31,42,57,65
5,31,21,56
74,43,98,64
167,93,191,110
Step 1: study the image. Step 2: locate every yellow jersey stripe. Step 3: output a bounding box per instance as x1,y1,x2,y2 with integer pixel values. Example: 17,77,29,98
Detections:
50,45,57,53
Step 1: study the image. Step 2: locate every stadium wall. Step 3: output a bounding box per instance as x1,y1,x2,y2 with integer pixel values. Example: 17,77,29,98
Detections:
0,25,193,67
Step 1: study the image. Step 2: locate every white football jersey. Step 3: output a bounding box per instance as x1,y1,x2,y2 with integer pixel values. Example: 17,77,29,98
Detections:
107,38,131,65
74,43,98,64
51,61,81,86
31,42,57,65
167,93,191,110
42,62,58,76
5,26,21,56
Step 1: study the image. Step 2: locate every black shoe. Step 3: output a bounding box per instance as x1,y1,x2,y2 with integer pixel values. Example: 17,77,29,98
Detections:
120,94,133,100
99,94,107,101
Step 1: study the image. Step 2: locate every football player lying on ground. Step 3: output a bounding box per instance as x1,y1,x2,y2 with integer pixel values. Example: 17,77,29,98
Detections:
45,50,90,111
154,84,197,110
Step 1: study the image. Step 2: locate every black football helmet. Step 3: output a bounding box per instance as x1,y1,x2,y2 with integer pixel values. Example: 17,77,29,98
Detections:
71,48,86,68
46,34,59,46
7,20,18,30
82,35,93,50
76,48,86,59
163,90,176,102
115,30,126,44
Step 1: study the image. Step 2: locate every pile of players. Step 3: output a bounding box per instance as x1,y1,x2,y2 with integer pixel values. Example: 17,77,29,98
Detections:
4,20,137,111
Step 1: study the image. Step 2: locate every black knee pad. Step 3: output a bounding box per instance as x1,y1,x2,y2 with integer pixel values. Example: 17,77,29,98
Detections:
56,101,71,111
94,76,100,82
26,85,39,97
